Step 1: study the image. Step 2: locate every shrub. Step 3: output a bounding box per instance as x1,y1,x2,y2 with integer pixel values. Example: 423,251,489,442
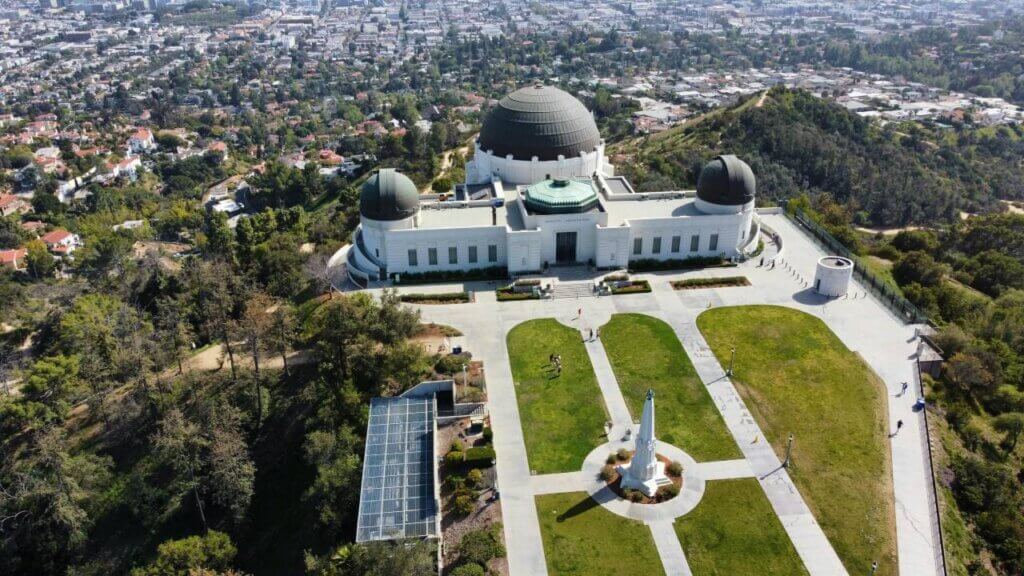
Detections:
666,460,683,476
464,446,496,466
436,353,472,376
628,256,731,272
394,266,506,285
454,494,475,516
600,464,616,481
616,448,630,461
399,291,470,304
450,564,485,576
610,280,652,294
606,453,617,465
445,451,464,465
625,489,643,502
451,439,465,452
466,468,484,487
481,426,493,442
458,524,505,566
671,276,750,289
657,484,680,500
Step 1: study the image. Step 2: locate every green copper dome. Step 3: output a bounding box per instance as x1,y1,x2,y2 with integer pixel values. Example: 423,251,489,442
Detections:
523,179,599,214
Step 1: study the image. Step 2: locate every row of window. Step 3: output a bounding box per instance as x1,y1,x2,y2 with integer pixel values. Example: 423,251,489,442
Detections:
632,233,718,256
407,244,499,267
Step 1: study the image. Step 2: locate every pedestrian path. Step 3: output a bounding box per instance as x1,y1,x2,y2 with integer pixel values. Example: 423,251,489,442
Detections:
649,520,693,576
697,458,755,480
583,336,633,429
531,472,587,496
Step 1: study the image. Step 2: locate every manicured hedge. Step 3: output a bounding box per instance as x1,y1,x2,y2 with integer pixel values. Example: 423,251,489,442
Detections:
393,266,507,284
610,280,652,294
400,291,471,303
672,276,750,290
628,256,733,272
464,446,496,466
496,287,538,301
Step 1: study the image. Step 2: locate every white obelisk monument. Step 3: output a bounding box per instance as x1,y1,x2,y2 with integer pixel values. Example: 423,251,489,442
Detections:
618,389,670,497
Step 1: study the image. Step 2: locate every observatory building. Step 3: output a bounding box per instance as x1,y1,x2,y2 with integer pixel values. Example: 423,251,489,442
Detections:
343,85,761,286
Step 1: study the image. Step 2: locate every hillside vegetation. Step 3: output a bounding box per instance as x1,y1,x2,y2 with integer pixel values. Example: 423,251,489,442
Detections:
612,87,1024,226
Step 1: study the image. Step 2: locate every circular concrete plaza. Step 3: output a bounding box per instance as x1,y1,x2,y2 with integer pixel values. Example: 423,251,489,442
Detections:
580,436,705,523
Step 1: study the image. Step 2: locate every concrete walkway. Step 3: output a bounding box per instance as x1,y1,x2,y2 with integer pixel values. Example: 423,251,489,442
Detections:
650,520,693,576
584,336,634,430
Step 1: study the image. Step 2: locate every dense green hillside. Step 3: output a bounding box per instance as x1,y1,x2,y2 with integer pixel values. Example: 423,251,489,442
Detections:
612,87,1024,226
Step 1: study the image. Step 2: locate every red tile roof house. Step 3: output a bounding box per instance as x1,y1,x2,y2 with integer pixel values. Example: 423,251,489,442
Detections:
0,248,27,271
0,194,32,217
40,229,82,258
127,127,156,155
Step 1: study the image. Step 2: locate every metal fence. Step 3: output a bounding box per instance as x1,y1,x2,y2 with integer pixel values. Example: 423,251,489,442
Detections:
789,209,929,324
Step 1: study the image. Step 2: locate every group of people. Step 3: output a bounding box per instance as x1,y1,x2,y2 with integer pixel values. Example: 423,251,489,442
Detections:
548,353,563,376
585,328,600,342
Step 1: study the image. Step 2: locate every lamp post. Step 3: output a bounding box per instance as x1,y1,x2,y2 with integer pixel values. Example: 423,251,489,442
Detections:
726,346,736,377
783,433,794,468
461,363,467,403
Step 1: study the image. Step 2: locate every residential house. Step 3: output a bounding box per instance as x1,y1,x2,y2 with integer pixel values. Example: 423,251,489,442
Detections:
40,229,82,257
0,194,32,217
127,127,156,154
0,248,27,271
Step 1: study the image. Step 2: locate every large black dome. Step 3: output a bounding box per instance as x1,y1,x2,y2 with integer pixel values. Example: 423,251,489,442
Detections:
478,85,602,162
696,155,756,206
360,169,419,221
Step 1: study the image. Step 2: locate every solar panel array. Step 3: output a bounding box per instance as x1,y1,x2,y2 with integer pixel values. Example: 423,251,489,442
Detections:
356,396,438,542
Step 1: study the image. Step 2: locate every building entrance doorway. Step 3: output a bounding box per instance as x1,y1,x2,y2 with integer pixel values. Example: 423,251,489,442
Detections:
555,232,578,264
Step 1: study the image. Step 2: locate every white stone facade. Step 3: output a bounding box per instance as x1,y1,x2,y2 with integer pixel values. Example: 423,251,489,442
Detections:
465,141,614,186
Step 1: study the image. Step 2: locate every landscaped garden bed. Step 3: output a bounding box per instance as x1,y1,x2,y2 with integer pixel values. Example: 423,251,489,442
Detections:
628,256,736,273
400,291,473,304
671,276,751,290
600,449,683,504
496,278,544,301
609,279,651,294
392,265,507,285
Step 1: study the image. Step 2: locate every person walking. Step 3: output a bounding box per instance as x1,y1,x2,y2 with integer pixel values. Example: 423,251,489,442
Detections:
589,328,594,341
759,256,765,267
899,382,909,397
892,419,904,437
596,328,600,339
577,307,582,319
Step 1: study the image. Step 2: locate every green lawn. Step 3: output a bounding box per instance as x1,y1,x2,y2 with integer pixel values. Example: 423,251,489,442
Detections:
507,319,607,474
675,479,808,576
536,492,665,576
600,313,741,461
697,306,896,576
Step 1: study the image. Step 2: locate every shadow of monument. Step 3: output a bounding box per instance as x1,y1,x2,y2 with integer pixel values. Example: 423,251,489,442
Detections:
556,493,601,523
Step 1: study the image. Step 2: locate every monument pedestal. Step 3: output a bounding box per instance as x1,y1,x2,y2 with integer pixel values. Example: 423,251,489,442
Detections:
618,460,670,497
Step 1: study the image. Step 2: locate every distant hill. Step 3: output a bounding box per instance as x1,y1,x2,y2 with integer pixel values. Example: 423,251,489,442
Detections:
610,87,1024,226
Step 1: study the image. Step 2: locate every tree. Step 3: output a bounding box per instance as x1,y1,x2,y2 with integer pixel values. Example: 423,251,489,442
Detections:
993,413,1024,449
302,427,361,539
0,427,112,574
205,404,254,522
20,355,84,422
944,352,996,396
304,540,435,576
893,251,946,287
154,409,209,530
303,252,334,299
237,292,275,428
266,302,295,377
131,530,237,576
24,239,54,279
